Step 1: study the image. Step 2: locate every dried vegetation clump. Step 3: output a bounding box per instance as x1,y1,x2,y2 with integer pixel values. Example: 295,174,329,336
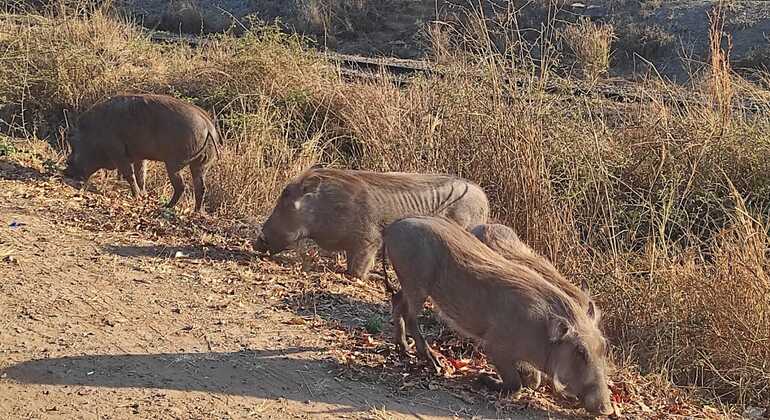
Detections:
1,0,769,411
562,17,615,81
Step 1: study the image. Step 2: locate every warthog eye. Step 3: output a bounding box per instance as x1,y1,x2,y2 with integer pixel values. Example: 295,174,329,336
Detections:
576,344,589,362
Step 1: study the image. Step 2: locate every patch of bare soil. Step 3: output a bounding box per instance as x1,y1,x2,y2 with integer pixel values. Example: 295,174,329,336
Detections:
0,142,731,419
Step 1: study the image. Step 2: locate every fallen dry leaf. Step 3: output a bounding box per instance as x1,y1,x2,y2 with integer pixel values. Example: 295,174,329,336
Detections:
285,317,306,325
446,357,471,371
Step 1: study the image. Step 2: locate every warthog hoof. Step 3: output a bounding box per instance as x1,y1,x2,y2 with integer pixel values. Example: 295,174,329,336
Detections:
516,364,542,390
422,349,444,375
395,339,412,355
252,236,269,253
477,374,523,396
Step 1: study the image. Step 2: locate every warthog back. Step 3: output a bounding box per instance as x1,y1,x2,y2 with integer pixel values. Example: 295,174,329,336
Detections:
470,223,600,320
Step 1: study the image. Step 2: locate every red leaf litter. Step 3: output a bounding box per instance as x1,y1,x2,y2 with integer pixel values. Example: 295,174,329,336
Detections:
446,357,470,371
610,381,633,404
336,323,740,419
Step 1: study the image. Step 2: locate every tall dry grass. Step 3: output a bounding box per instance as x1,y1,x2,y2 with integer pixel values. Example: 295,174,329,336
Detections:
297,0,373,44
0,1,769,408
708,3,735,126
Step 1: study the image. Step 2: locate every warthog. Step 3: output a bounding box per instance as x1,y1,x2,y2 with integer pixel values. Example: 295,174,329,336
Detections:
470,223,603,392
384,216,613,415
470,223,600,320
254,167,489,280
64,94,220,212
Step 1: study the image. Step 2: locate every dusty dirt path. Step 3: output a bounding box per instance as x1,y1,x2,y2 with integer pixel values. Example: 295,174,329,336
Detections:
0,156,559,419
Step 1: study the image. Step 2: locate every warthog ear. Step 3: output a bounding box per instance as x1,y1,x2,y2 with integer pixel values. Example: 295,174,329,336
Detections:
575,343,589,362
301,175,322,195
548,317,572,342
580,279,591,294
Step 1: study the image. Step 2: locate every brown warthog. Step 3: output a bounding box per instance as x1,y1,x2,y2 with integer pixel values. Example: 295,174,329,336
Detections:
470,223,600,321
254,167,489,280
384,216,613,415
64,94,220,212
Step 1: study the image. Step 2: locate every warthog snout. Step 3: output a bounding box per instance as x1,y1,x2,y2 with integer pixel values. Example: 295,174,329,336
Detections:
258,180,319,254
258,213,306,254
63,153,82,179
62,164,87,183
62,165,77,178
259,229,300,254
252,236,267,253
548,317,613,416
581,385,614,416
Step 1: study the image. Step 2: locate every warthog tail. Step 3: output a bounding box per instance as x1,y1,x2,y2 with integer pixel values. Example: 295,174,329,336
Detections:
379,243,397,295
179,129,219,166
208,131,221,159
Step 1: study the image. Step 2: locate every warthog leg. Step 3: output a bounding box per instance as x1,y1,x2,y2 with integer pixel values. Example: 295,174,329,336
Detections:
395,286,442,374
479,348,523,395
164,161,186,209
133,160,147,195
390,291,410,352
117,160,142,198
346,238,380,281
190,160,208,213
515,361,542,389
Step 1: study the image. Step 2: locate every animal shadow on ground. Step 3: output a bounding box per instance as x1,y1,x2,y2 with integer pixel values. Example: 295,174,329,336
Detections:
0,160,48,181
283,290,391,330
104,244,254,263
277,291,585,418
0,347,568,418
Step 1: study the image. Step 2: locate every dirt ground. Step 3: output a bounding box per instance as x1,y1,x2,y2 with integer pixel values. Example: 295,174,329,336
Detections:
0,143,730,419
0,146,570,419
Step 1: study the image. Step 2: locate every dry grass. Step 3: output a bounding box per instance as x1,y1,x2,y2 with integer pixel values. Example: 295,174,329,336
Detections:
562,17,615,81
297,0,372,42
614,21,675,61
708,4,735,125
1,1,769,410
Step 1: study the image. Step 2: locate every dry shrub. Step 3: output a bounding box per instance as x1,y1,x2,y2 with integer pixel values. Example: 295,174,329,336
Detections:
0,10,162,124
599,189,770,406
299,0,331,36
614,22,675,60
297,0,371,40
336,74,580,261
204,99,329,216
562,17,615,81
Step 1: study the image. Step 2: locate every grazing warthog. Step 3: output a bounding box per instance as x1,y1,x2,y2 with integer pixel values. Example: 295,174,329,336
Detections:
254,167,489,280
384,216,613,415
470,223,601,321
64,94,220,212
